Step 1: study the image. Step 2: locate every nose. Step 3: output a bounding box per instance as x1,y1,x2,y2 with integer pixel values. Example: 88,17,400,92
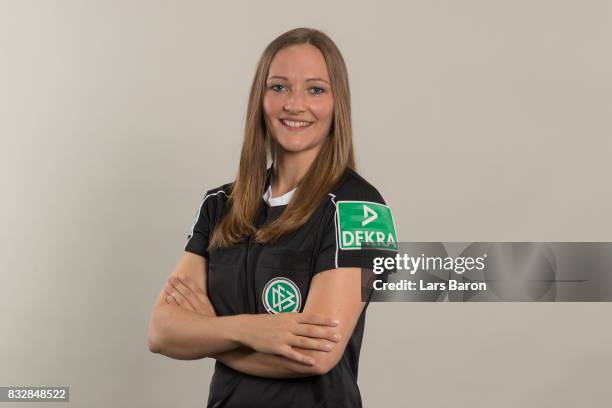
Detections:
283,89,307,114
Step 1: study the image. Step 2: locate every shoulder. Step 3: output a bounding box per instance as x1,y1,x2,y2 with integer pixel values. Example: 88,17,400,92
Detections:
203,182,232,200
196,182,233,213
328,168,386,205
313,168,398,271
317,167,391,227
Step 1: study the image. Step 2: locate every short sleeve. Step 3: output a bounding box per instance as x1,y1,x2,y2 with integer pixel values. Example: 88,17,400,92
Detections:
313,194,399,275
184,191,215,259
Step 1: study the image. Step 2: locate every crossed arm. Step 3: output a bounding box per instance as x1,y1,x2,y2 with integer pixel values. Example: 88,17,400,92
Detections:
147,251,365,378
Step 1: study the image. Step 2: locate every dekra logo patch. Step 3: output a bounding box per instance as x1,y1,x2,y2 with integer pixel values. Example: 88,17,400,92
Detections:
336,201,398,250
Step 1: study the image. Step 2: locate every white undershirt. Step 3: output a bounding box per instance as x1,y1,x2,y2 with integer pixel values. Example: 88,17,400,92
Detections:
262,184,296,207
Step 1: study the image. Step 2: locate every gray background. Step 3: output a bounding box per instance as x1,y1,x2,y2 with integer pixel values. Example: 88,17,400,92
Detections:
1,1,611,407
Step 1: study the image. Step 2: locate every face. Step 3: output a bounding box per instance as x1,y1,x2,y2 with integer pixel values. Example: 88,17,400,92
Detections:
263,44,334,157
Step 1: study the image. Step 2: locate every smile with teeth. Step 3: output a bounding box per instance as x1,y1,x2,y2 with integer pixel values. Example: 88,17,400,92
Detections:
280,118,313,129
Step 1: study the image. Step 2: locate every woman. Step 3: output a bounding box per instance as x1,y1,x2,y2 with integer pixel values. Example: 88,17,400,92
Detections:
148,27,397,408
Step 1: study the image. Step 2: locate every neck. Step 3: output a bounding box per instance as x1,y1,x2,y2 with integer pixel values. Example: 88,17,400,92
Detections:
272,147,320,197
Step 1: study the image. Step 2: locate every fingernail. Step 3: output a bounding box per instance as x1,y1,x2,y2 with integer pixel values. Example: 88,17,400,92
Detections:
307,359,315,365
324,343,332,350
331,320,340,325
166,296,172,302
333,334,341,341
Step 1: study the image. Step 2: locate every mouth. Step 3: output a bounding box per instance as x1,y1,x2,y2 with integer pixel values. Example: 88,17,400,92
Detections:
279,118,313,131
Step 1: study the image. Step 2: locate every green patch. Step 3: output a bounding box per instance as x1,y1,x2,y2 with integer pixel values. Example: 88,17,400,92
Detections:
336,201,398,250
262,277,301,314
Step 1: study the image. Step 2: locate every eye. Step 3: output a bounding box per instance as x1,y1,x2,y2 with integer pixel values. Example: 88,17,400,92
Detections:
309,87,325,95
269,84,286,92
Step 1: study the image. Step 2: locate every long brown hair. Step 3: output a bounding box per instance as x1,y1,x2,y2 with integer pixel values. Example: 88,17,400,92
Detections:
209,27,355,248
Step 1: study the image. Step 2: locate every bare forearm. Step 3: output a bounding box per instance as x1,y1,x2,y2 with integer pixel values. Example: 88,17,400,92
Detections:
148,304,242,360
214,348,322,378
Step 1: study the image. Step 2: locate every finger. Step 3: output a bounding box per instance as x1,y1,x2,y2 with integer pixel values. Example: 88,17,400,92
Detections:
176,274,204,296
168,277,198,310
171,294,195,312
165,284,195,312
164,283,187,306
278,346,315,366
175,275,212,313
293,325,341,343
175,275,209,306
296,313,339,327
289,336,333,352
164,282,178,299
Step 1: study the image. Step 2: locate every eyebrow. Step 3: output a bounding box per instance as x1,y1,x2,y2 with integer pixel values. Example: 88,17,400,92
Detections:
267,75,330,84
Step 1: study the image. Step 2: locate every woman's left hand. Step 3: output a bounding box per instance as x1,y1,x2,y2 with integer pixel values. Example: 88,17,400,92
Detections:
164,275,217,317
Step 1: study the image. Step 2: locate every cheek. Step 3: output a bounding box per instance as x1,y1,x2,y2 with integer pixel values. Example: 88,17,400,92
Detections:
312,97,335,126
263,93,283,118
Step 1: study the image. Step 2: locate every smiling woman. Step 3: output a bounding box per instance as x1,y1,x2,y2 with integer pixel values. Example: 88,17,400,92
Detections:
263,43,334,156
147,27,397,408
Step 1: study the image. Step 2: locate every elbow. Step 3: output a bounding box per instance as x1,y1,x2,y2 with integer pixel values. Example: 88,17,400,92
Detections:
147,326,162,354
311,362,334,376
147,309,167,354
308,353,341,376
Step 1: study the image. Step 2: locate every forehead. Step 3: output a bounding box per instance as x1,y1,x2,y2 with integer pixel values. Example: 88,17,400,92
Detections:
268,44,330,81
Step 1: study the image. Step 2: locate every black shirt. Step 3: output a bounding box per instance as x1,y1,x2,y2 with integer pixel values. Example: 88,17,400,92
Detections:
184,167,396,408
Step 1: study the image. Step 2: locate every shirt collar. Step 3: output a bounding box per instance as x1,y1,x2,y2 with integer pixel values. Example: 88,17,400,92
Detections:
262,184,296,207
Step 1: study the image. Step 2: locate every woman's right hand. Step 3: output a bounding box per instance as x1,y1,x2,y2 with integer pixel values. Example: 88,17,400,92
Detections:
237,313,341,366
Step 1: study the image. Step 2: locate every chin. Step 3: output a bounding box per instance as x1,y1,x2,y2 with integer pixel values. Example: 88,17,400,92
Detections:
271,133,313,153
277,141,315,154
